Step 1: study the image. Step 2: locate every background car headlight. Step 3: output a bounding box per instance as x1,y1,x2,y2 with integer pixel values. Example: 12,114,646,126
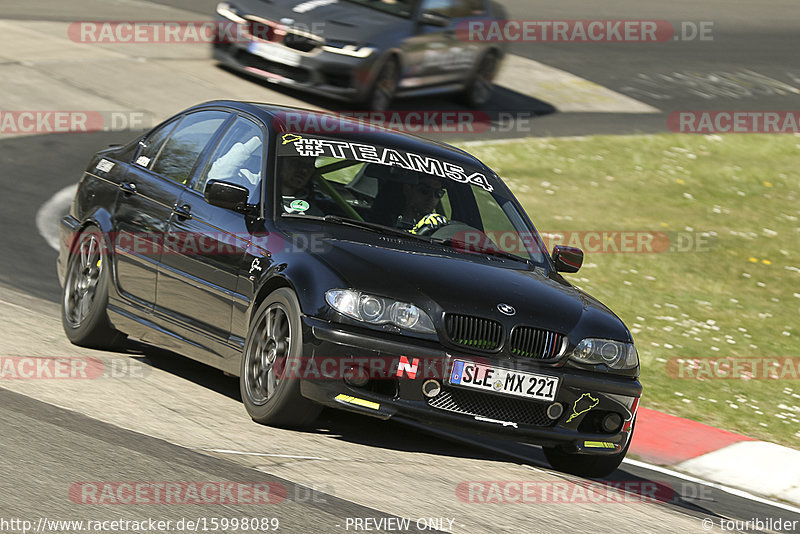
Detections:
325,289,435,334
569,338,638,371
321,41,375,58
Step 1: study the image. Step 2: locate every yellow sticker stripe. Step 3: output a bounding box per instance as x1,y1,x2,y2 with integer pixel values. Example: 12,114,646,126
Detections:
334,394,380,411
584,441,616,449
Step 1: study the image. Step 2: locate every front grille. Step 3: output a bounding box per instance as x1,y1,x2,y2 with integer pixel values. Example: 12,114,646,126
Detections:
510,327,565,360
444,314,503,352
428,387,554,427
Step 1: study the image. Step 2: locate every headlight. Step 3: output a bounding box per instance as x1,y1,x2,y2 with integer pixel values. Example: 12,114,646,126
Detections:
569,338,638,371
217,2,247,23
321,41,375,58
325,289,436,334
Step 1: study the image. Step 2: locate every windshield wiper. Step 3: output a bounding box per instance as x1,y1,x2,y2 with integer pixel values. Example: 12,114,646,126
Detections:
283,214,433,242
432,237,533,266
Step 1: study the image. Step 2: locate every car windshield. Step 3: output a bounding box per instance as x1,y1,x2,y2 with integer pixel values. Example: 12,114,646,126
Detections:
340,0,416,18
275,132,548,266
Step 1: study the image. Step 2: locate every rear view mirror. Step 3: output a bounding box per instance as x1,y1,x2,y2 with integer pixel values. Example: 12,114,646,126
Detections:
552,245,583,273
205,180,250,211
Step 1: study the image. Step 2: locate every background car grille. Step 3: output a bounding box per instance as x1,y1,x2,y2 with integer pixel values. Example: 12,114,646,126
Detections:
428,387,554,427
444,314,503,351
284,33,319,52
510,327,565,360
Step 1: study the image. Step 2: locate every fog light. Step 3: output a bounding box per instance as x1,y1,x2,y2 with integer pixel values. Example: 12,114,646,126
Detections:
422,380,441,398
602,412,623,433
547,403,564,420
343,365,369,388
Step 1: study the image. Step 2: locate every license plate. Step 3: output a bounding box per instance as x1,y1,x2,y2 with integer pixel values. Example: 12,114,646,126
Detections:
449,360,559,402
248,41,301,67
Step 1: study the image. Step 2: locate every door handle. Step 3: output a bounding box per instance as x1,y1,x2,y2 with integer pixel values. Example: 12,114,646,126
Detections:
119,182,137,195
172,203,192,220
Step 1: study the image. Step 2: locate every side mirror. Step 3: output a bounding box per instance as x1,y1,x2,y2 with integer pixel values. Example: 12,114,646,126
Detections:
205,180,250,211
552,245,583,273
419,10,450,27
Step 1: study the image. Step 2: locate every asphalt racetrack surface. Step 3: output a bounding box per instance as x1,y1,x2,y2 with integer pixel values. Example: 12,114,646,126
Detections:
2,0,800,532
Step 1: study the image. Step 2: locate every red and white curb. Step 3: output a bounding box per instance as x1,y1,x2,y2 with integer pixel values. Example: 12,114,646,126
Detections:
631,407,800,506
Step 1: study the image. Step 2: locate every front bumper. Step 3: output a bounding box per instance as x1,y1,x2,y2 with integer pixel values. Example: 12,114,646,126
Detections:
212,28,377,103
299,316,642,455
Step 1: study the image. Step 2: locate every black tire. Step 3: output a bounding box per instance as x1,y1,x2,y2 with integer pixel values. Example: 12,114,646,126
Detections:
458,52,499,108
240,288,322,427
543,423,635,479
365,57,400,111
61,226,126,350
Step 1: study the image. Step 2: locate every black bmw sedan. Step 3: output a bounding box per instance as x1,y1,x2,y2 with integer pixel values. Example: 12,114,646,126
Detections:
58,100,641,478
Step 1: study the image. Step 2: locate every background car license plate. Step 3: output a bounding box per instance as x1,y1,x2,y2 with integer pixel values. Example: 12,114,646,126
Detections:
248,41,301,67
449,360,559,401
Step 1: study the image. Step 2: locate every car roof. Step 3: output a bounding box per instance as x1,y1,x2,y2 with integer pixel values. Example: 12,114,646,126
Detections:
186,100,493,173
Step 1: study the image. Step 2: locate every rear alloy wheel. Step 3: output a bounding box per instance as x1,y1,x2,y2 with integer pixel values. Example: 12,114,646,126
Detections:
543,422,635,479
61,226,125,349
459,52,499,108
240,288,321,427
367,58,399,111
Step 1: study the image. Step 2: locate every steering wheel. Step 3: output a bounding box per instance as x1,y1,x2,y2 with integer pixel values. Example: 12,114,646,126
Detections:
409,213,449,236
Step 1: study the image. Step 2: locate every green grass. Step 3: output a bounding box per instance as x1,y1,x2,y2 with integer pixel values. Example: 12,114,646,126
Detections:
459,134,800,447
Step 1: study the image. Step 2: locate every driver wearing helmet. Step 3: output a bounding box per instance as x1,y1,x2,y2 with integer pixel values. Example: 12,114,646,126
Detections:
397,176,448,234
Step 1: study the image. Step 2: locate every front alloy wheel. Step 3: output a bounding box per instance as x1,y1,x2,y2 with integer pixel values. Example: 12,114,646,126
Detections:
240,288,321,427
460,53,499,108
367,58,399,111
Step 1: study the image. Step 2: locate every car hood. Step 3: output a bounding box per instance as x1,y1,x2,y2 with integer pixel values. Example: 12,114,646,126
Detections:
231,0,411,43
311,235,631,342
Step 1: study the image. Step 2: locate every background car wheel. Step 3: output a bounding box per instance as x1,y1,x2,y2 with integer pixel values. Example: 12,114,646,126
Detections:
61,226,126,350
542,422,635,479
458,52,499,108
240,288,322,427
366,57,400,111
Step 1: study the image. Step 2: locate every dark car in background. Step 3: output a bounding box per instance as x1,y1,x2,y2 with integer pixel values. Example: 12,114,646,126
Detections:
212,0,507,110
58,101,641,478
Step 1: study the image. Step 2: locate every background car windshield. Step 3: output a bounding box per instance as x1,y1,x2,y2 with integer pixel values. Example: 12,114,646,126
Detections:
276,135,546,264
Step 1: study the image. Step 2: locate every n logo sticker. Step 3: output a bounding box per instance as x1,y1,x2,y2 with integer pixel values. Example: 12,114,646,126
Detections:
396,356,420,379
